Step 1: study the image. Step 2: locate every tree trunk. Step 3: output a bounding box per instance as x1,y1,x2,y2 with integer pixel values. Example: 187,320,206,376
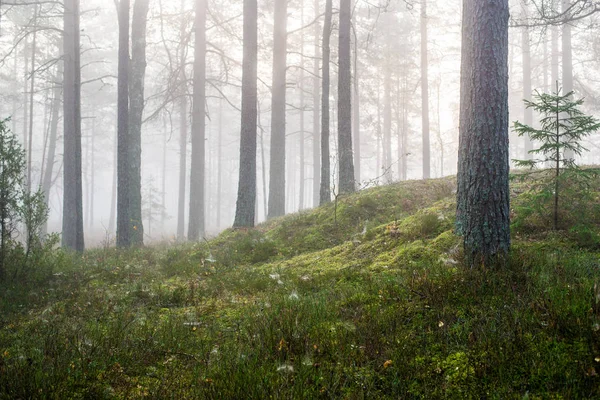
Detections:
217,98,223,228
352,0,360,184
421,0,431,180
312,0,321,208
456,0,510,267
177,0,188,240
562,0,574,161
319,0,332,205
298,2,305,211
27,4,38,191
188,0,207,240
128,0,150,245
383,63,392,183
233,0,258,228
267,0,287,219
62,0,85,252
522,1,533,158
117,0,131,248
337,0,355,194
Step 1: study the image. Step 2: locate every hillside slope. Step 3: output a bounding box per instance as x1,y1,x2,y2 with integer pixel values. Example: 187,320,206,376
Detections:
2,176,600,399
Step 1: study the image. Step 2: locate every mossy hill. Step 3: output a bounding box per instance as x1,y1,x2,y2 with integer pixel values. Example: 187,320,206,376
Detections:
2,175,600,399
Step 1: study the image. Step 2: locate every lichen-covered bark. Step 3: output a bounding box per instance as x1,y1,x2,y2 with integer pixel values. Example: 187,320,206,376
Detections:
456,0,510,267
188,0,207,241
62,0,85,252
337,0,355,194
129,0,150,246
267,0,287,219
233,0,258,228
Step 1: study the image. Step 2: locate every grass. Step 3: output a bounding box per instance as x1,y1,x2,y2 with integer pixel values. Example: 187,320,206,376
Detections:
2,176,600,398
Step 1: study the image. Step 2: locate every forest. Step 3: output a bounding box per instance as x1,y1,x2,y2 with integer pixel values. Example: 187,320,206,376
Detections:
2,0,600,398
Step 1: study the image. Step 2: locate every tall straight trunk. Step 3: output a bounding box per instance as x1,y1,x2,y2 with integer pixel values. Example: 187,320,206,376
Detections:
27,4,38,191
62,0,85,252
177,0,188,239
562,0,574,160
522,1,533,158
376,78,381,176
90,119,95,229
543,30,549,92
298,2,305,211
128,0,150,245
233,0,258,227
161,119,167,229
421,0,430,179
383,63,392,183
217,98,223,228
41,53,62,236
319,0,333,205
116,0,131,248
396,75,401,179
22,37,28,155
312,0,321,208
337,0,355,194
109,124,117,234
457,0,510,267
401,74,408,181
11,47,18,137
551,25,559,85
267,0,287,219
188,0,207,241
352,0,360,184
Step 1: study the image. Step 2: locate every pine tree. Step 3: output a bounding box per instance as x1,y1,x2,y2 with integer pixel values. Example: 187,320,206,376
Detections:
513,83,600,230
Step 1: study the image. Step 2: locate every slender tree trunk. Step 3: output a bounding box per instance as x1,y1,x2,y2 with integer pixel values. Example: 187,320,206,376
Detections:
456,0,510,267
177,0,188,239
522,1,533,158
116,0,131,248
352,0,360,184
62,0,85,252
267,0,287,219
551,24,558,85
233,0,258,227
383,63,392,183
337,0,355,194
27,4,38,191
128,0,150,245
562,0,574,160
108,123,117,234
217,98,223,228
421,0,431,180
188,0,207,241
312,0,321,208
319,0,332,205
298,3,305,210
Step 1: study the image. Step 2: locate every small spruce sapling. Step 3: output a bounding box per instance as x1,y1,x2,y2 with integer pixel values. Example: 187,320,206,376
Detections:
513,83,600,230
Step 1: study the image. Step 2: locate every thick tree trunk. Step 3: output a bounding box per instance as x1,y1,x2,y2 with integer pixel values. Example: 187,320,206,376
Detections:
116,0,131,248
337,0,355,194
233,0,258,227
267,0,287,219
522,1,533,158
456,0,510,267
319,0,332,205
62,0,85,252
421,0,431,180
129,0,150,246
188,0,207,241
312,0,321,208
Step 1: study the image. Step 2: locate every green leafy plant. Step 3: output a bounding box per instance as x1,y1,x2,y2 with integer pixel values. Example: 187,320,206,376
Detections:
513,84,600,231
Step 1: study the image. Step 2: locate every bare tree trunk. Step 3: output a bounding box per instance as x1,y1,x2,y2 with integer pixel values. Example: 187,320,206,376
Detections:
352,0,360,184
188,0,207,241
217,98,223,228
108,123,117,234
267,0,287,219
116,0,131,248
562,0,574,160
62,0,85,252
233,0,258,227
421,0,431,180
337,0,355,194
128,0,150,245
312,0,320,208
27,4,38,191
319,0,332,205
383,63,392,183
177,0,188,239
457,0,510,267
298,2,305,211
522,1,533,158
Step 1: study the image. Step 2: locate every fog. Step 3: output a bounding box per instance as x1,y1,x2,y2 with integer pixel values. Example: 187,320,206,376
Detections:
0,0,599,247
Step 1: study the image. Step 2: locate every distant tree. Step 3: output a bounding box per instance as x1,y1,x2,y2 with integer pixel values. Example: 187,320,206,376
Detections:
188,0,207,241
337,0,355,194
117,0,131,248
521,0,534,158
513,85,600,230
267,0,287,219
129,0,150,246
562,0,575,160
456,0,510,267
233,0,258,228
312,0,321,208
421,0,431,179
62,0,84,252
177,0,189,240
319,0,333,205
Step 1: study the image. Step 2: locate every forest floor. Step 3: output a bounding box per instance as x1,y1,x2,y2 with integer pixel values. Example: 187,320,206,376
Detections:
2,175,600,399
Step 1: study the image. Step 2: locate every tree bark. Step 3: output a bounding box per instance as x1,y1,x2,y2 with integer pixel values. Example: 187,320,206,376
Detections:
319,0,332,205
129,0,150,245
62,0,85,252
177,0,188,240
233,0,258,227
522,0,533,158
116,0,131,248
337,0,355,194
267,0,287,219
188,0,207,240
312,0,321,208
421,0,431,180
562,0,574,160
456,0,510,267
383,62,392,183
